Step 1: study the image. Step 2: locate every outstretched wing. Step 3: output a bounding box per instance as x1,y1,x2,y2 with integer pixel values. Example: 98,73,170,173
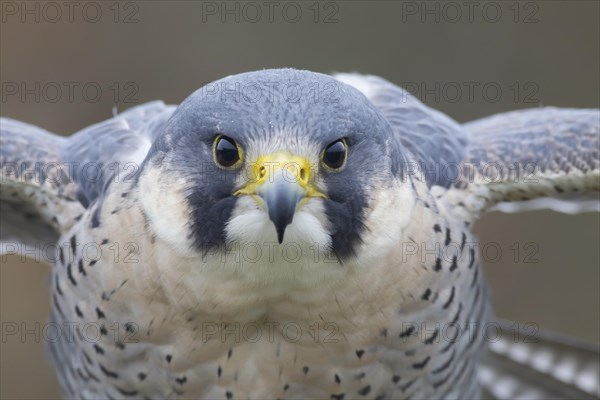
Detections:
334,73,599,218
0,101,176,260
461,108,600,215
0,119,80,258
479,320,600,399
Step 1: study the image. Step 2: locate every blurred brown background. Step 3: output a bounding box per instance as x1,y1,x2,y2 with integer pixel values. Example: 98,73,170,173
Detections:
1,1,599,398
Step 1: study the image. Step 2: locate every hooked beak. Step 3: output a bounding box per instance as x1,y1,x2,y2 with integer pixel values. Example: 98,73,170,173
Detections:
234,152,326,243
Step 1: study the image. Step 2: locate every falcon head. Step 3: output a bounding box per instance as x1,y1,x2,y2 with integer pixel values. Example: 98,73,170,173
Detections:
138,69,410,270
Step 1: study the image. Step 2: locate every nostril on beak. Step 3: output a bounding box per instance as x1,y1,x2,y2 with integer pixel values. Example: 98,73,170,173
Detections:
299,168,307,184
259,166,266,179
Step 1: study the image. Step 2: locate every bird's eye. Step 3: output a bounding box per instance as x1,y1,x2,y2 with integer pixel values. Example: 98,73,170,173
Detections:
213,135,241,168
321,139,347,170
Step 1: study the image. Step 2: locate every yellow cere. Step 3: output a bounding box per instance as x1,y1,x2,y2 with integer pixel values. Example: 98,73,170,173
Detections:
234,151,327,200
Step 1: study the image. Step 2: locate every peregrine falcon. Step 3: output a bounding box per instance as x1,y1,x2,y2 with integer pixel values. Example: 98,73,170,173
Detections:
1,69,599,399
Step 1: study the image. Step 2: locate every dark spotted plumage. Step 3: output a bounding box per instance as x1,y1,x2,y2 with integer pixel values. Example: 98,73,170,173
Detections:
1,69,598,399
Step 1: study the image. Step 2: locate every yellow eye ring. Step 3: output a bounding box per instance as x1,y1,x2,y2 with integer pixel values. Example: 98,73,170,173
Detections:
213,135,244,169
320,138,347,171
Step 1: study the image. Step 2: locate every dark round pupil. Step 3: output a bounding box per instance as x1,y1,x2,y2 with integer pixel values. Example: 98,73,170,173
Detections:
215,137,239,167
323,140,346,169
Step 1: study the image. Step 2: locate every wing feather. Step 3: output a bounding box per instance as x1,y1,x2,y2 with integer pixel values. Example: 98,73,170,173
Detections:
462,108,600,214
479,320,600,399
333,73,599,216
0,102,176,260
